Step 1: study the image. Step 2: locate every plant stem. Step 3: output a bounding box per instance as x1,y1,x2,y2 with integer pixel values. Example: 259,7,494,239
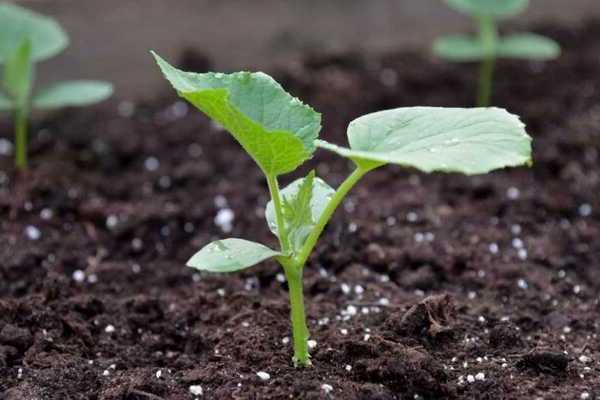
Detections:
266,174,289,253
14,107,28,170
279,163,375,367
295,165,370,267
283,264,311,367
478,57,495,107
477,16,497,107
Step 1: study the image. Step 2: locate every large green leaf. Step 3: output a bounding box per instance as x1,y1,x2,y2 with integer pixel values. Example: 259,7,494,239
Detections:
497,34,561,60
152,52,321,176
3,39,33,106
317,107,532,175
32,80,113,109
0,91,12,110
0,2,68,63
445,0,528,17
265,171,335,252
433,35,488,61
187,239,280,273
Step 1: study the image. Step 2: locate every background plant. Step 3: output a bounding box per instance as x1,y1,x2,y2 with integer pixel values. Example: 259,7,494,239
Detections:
433,0,560,106
153,51,532,367
0,2,113,170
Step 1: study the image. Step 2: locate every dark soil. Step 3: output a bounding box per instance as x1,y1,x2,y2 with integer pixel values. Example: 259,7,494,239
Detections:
1,21,600,400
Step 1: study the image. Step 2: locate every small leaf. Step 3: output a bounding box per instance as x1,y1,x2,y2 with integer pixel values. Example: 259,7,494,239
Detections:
433,35,488,61
3,39,33,106
0,2,68,63
0,90,13,111
32,80,113,109
266,171,335,251
317,107,532,175
187,239,280,273
445,0,528,17
497,34,561,60
152,52,321,176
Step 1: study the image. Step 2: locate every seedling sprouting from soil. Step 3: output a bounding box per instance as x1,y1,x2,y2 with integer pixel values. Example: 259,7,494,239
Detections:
152,51,533,367
0,2,113,169
433,0,560,106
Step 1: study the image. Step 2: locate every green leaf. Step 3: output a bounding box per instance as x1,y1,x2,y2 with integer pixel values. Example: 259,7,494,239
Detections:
3,39,33,106
497,33,561,60
187,238,280,273
444,0,528,17
266,171,335,252
32,80,113,109
152,52,321,176
0,2,68,63
433,35,488,61
0,90,13,111
317,107,532,175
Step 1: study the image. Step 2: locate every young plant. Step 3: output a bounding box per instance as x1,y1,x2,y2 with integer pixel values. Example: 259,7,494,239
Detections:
0,2,113,169
152,51,532,367
433,0,560,106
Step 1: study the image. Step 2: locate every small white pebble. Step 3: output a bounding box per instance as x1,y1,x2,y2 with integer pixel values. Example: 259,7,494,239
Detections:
354,285,364,295
475,372,485,381
17,368,22,379
0,138,14,156
214,208,235,233
276,273,286,283
378,298,390,306
189,385,203,396
345,364,352,372
282,337,290,345
518,249,528,260
72,270,86,283
25,225,41,240
341,283,351,295
102,370,110,376
506,187,520,200
104,325,115,333
40,208,54,220
578,204,592,217
517,279,528,290
406,211,418,222
340,328,348,335
363,334,371,341
512,238,524,249
217,288,225,297
155,369,162,379
307,340,317,349
580,392,590,400
256,371,270,381
144,156,160,171
563,326,572,334
321,384,333,394
488,243,499,254
467,374,475,383
579,355,592,363
105,215,119,229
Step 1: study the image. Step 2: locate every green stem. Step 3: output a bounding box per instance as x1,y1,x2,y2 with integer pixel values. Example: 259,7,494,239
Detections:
278,163,375,367
283,264,311,367
477,16,497,107
15,107,28,170
266,174,289,253
295,165,370,269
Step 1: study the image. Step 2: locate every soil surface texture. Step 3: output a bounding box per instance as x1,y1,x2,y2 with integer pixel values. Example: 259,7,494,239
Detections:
1,21,600,400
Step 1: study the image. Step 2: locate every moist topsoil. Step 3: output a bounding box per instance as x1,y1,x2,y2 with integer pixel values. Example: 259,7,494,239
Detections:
1,21,599,400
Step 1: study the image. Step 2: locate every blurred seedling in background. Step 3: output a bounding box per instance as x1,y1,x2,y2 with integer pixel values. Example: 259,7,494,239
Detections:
0,2,113,170
434,0,560,106
152,51,532,367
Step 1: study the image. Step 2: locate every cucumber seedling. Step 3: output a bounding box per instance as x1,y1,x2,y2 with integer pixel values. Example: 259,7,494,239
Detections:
0,2,113,169
152,52,532,367
433,0,560,106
